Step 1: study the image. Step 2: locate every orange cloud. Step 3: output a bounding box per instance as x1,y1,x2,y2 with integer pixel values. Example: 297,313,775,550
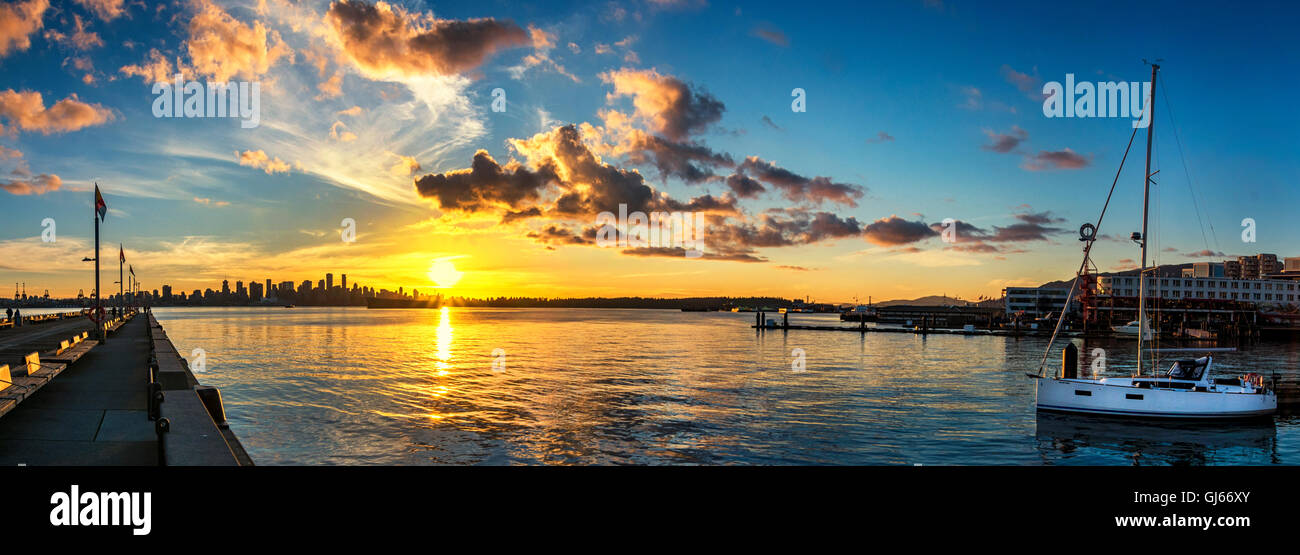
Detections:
119,48,187,84
599,68,724,141
329,121,357,142
193,197,231,207
325,0,529,79
2,173,62,195
0,89,114,135
389,153,420,176
0,0,49,57
186,0,293,81
44,14,103,50
236,149,292,174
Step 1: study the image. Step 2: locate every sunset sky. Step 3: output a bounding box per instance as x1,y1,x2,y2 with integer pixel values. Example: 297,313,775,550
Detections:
1,0,1297,302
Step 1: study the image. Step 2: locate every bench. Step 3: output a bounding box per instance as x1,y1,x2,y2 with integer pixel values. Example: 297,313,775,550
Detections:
44,334,99,365
0,362,46,410
22,352,67,381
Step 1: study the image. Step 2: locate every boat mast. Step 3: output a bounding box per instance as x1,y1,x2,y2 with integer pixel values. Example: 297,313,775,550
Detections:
1136,63,1159,376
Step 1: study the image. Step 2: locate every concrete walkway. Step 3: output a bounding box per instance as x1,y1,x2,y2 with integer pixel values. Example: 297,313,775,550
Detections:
0,317,156,465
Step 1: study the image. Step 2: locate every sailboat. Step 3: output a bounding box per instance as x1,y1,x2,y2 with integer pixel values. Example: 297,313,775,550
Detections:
1028,63,1276,419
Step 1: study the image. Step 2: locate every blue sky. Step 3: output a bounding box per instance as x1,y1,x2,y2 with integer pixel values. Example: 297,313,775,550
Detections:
1,0,1297,301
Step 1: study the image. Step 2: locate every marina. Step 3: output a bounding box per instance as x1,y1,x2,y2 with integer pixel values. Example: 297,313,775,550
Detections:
133,306,1300,466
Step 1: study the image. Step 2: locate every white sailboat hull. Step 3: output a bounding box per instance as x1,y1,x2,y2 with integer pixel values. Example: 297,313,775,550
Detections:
1036,378,1276,419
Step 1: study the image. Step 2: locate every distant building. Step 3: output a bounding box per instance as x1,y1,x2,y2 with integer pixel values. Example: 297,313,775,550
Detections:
326,273,333,291
1003,286,1074,318
1181,261,1225,278
1286,257,1300,273
1094,274,1300,307
341,274,347,290
1224,260,1242,279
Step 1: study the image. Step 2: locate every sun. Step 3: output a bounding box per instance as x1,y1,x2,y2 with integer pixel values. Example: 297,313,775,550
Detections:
427,259,464,288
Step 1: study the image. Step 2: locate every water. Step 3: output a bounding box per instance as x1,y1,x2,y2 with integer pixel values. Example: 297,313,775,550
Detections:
151,307,1300,465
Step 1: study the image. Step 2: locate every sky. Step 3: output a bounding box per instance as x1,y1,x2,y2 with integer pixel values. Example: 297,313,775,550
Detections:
1,0,1297,303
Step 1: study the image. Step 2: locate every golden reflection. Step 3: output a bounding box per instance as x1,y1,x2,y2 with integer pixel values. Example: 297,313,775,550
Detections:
435,306,452,376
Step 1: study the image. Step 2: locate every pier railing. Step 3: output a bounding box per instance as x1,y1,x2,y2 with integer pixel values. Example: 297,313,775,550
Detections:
145,310,251,466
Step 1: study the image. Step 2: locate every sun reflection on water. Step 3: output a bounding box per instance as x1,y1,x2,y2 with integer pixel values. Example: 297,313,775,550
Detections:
435,306,452,376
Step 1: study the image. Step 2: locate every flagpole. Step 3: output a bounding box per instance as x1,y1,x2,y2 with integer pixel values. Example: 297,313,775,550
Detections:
94,188,103,341
118,244,123,317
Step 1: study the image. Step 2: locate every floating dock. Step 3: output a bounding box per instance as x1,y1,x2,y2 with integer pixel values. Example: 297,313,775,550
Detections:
0,309,250,465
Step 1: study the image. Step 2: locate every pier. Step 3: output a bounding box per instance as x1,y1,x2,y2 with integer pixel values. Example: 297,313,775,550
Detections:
0,309,250,465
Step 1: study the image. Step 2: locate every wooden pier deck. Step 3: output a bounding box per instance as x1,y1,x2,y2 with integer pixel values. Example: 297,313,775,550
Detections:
0,310,250,465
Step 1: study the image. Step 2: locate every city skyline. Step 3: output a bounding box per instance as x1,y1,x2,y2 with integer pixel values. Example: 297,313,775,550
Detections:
2,0,1298,302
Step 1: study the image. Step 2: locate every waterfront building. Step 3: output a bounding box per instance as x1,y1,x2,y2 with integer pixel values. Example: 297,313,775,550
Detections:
1003,286,1074,318
326,273,333,291
1093,274,1300,307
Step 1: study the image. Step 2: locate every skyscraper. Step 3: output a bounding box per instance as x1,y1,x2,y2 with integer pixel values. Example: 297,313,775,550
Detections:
341,274,347,290
326,273,334,290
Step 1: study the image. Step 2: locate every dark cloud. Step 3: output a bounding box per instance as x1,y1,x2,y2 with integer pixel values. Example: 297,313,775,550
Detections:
927,211,1066,252
738,156,864,207
500,206,541,223
866,131,894,144
623,133,733,183
527,225,591,245
621,246,765,262
601,68,725,141
982,125,1027,153
760,115,783,131
724,172,765,198
1022,148,1090,170
413,149,556,211
703,210,862,252
862,215,936,246
326,0,529,77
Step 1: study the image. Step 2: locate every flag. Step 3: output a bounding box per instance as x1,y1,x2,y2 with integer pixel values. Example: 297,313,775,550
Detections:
129,265,135,277
94,184,107,221
119,244,125,263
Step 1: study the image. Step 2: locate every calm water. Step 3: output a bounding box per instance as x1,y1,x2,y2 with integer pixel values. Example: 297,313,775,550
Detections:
152,307,1300,465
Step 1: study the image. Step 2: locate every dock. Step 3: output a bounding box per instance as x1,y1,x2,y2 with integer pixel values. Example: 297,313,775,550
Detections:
0,309,251,465
751,311,1300,406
